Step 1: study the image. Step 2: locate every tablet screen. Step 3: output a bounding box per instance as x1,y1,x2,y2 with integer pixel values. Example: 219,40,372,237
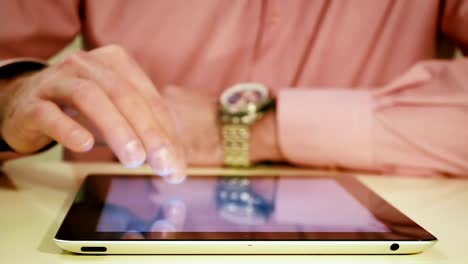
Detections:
55,174,436,241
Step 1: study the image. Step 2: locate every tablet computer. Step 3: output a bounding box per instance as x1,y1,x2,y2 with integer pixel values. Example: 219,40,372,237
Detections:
54,174,437,254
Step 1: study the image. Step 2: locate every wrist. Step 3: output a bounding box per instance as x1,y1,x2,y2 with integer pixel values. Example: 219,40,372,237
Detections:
250,110,283,163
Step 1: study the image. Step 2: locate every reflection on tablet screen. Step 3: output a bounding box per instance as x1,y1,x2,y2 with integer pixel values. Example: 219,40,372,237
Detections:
96,176,390,234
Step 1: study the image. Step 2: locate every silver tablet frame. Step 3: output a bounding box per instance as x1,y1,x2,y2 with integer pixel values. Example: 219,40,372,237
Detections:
55,239,437,254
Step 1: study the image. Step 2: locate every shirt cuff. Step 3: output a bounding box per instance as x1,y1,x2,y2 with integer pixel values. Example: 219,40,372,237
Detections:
277,88,375,170
0,58,48,79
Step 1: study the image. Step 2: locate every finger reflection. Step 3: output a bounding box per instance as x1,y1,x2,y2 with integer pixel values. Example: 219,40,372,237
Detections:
148,220,177,239
161,199,187,230
121,230,145,240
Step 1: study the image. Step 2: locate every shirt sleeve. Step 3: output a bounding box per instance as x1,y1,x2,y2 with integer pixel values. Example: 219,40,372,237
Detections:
277,1,468,176
0,0,82,60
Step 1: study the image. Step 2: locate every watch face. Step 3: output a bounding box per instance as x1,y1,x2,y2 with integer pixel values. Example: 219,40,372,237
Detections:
221,83,270,114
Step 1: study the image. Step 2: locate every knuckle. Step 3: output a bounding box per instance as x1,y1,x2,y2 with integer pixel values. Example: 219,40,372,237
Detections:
141,125,159,138
69,50,88,61
48,118,63,136
151,99,170,114
30,102,52,121
95,44,128,59
142,125,170,146
107,44,127,56
108,84,133,101
28,102,61,133
69,80,96,104
59,51,88,70
57,58,73,71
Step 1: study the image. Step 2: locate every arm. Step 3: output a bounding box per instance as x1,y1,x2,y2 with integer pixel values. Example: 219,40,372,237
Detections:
275,1,468,176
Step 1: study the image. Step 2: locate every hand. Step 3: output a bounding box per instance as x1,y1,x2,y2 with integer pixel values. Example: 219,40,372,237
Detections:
162,85,283,166
161,86,224,166
0,45,186,183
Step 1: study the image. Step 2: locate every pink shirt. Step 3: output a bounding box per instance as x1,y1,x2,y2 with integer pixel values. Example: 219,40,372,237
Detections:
1,0,468,176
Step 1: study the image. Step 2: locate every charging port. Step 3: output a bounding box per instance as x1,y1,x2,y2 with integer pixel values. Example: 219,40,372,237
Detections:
81,246,107,252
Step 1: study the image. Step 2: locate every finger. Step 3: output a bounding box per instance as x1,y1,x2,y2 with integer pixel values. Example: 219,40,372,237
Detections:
68,49,184,180
91,46,181,139
1,102,49,153
149,220,177,239
91,46,186,182
161,199,187,229
90,45,162,98
95,47,182,143
48,76,147,168
31,100,94,152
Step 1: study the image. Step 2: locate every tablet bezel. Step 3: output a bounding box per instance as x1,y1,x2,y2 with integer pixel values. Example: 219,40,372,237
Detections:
55,174,437,242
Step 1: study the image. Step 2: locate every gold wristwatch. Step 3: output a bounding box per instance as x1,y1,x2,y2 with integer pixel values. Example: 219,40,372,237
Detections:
219,83,274,167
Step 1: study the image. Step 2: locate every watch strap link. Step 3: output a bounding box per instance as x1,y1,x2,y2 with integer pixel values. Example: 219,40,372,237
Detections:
222,124,250,167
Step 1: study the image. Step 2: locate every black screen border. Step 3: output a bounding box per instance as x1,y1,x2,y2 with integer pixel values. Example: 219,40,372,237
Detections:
55,174,437,242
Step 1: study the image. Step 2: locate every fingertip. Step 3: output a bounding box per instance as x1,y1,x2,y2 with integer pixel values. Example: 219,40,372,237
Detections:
121,139,146,168
79,136,95,152
69,130,95,152
153,167,177,177
122,157,145,169
148,146,179,177
162,167,187,184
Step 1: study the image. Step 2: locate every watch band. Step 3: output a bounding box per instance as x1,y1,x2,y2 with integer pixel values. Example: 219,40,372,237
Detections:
222,124,250,167
0,139,14,152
